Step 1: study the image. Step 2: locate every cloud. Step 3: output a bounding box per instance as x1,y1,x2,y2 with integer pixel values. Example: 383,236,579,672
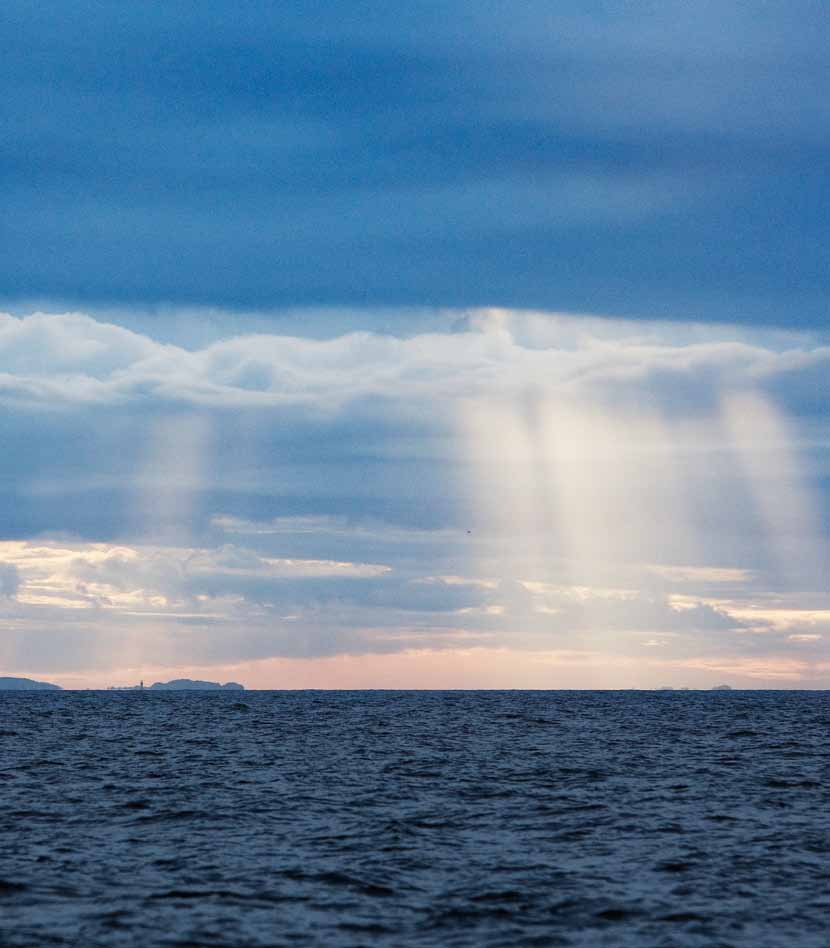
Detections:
1,309,825,569
0,529,826,681
0,307,827,684
0,540,392,611
1,310,829,414
2,2,830,322
0,563,19,598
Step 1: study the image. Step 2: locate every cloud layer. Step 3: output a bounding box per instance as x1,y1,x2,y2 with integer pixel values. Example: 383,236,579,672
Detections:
3,1,830,323
0,309,827,687
2,310,829,412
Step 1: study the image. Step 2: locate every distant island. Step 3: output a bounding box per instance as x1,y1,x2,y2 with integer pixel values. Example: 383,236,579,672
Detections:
108,679,244,691
0,676,62,691
148,679,244,691
658,685,734,692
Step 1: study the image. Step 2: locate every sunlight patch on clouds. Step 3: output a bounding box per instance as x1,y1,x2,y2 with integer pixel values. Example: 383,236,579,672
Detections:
0,307,828,685
726,608,830,630
0,540,391,616
414,575,499,589
646,565,754,584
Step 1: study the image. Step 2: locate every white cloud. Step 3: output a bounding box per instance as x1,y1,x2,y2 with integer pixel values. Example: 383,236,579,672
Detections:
0,309,828,414
0,307,827,685
0,540,390,614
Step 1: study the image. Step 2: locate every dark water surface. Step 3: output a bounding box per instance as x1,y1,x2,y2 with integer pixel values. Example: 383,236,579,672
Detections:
1,690,829,947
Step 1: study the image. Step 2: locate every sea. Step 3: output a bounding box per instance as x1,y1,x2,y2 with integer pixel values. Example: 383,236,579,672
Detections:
1,690,829,947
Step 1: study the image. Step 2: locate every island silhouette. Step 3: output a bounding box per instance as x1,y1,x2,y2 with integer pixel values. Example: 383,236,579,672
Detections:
108,679,245,691
147,679,244,691
0,677,244,691
0,676,61,690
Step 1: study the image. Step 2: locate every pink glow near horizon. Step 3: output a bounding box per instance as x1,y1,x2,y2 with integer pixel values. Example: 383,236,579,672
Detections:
40,647,824,692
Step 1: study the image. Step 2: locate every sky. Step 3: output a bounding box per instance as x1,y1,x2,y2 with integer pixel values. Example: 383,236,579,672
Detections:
1,1,828,688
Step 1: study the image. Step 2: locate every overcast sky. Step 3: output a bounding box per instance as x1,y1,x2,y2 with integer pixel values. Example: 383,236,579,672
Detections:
2,2,828,687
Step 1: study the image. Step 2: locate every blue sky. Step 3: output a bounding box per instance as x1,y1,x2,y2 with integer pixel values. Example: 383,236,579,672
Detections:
1,2,828,687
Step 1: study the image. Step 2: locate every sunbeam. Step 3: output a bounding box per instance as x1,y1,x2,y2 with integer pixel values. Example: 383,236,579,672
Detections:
459,320,826,677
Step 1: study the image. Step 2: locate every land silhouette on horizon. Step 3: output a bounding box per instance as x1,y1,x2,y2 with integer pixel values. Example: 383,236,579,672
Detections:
0,677,62,691
0,677,245,691
108,679,245,691
147,679,244,691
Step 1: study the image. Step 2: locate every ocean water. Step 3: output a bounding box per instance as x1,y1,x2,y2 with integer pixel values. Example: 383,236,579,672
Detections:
1,690,829,948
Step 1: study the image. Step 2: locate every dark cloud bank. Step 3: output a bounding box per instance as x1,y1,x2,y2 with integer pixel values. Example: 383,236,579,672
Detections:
3,0,829,326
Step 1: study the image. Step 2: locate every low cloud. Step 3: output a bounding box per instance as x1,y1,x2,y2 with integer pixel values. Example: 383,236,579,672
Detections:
0,308,827,684
0,532,827,681
1,310,829,415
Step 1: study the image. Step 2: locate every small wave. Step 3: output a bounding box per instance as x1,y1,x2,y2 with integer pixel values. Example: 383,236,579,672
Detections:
659,911,707,923
596,906,643,922
471,890,525,903
765,778,820,789
282,869,395,898
147,888,304,904
0,880,26,895
131,809,202,824
119,799,151,810
338,921,394,934
655,861,694,873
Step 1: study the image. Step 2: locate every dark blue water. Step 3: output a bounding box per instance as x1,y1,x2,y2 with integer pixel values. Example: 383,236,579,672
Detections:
1,690,829,947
